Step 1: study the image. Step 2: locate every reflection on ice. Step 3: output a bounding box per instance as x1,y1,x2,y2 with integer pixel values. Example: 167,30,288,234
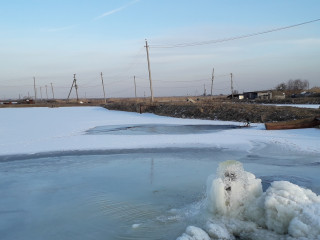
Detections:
177,161,320,240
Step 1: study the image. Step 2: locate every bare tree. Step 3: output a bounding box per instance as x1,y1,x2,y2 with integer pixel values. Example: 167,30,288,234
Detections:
275,82,287,91
303,80,309,90
287,79,309,91
275,79,309,92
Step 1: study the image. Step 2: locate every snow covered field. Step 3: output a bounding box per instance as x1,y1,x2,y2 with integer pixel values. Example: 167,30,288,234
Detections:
0,106,319,156
0,107,319,240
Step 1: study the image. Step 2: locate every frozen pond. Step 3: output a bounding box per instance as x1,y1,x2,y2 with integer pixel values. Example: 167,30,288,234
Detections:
1,144,319,240
0,107,319,239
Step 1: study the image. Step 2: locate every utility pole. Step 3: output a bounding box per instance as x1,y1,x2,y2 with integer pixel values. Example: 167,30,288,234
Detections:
134,75,137,98
211,68,214,96
67,77,74,101
74,74,79,102
45,85,48,100
67,74,79,102
33,76,37,102
100,72,106,104
145,39,154,102
230,73,234,100
40,87,43,100
51,83,55,99
204,84,206,96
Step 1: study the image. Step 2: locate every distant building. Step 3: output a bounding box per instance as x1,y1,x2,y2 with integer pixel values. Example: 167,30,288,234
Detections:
242,91,272,100
243,92,258,100
227,90,286,100
272,91,286,99
18,99,35,104
257,91,272,100
227,94,244,99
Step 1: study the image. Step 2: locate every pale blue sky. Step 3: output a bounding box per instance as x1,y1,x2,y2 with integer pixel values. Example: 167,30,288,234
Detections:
0,0,319,99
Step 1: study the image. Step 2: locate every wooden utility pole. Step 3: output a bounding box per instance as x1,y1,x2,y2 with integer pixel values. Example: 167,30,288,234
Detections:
45,85,48,100
74,74,79,102
40,87,43,100
134,75,137,98
67,74,79,102
67,77,74,101
211,68,214,96
145,39,154,102
100,72,106,104
33,76,37,102
230,73,234,99
51,83,55,99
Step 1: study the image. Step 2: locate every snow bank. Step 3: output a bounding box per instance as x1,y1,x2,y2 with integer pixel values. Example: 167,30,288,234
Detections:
265,181,320,237
177,161,320,240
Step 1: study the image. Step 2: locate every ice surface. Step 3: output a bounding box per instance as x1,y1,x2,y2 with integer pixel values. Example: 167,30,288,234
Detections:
177,161,320,240
264,104,320,109
0,106,319,156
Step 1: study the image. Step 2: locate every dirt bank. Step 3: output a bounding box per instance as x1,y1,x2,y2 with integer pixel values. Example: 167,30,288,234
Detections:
104,99,320,123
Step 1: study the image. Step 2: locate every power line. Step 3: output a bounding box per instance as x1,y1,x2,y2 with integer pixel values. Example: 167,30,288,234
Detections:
136,74,229,83
154,79,210,83
155,85,206,89
150,18,320,48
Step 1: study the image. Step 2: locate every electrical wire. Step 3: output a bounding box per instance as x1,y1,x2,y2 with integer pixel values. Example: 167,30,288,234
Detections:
136,73,230,83
150,18,320,48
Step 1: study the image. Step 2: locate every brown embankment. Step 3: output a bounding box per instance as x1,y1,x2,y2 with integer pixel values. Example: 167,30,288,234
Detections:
1,96,319,123
104,97,320,123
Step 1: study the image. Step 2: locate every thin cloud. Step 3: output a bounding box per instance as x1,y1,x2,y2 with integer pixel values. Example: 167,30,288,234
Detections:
94,0,140,20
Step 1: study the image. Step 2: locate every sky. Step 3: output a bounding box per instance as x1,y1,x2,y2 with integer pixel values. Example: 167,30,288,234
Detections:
0,0,319,99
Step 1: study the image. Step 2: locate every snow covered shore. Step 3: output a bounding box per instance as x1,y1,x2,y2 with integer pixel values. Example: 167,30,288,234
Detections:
0,106,319,156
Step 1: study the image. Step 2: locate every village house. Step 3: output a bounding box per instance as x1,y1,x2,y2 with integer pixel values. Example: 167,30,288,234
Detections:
228,90,285,100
